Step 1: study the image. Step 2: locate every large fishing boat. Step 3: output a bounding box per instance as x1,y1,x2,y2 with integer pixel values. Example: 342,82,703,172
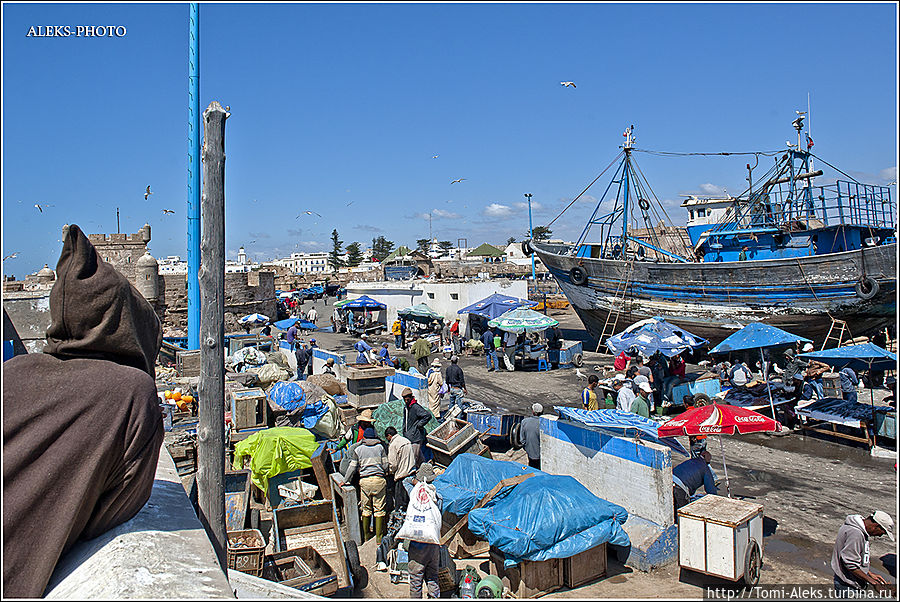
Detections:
526,117,896,347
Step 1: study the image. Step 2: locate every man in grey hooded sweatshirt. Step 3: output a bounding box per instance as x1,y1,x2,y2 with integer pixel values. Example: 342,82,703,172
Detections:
831,510,893,594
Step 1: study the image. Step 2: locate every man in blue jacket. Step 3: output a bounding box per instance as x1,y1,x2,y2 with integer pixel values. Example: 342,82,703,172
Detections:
672,450,717,515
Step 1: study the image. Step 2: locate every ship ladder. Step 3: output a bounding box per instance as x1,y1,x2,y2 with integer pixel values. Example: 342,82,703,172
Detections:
821,318,851,350
597,261,634,352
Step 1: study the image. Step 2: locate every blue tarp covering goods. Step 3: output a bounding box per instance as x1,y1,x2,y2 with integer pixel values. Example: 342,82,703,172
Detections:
554,407,688,456
434,454,630,566
266,381,329,429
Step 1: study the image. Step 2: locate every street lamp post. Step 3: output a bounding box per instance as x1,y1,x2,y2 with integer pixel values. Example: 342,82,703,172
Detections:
525,193,536,282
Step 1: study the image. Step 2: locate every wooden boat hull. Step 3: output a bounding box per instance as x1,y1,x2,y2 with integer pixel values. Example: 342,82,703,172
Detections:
531,242,896,346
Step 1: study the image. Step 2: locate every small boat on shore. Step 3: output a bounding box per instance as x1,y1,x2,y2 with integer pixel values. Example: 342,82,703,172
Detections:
527,118,896,346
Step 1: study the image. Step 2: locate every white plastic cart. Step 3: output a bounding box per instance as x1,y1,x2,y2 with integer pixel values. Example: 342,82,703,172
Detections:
678,494,763,587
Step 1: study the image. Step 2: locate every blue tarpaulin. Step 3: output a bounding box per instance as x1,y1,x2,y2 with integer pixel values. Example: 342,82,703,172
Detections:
798,343,897,372
266,382,328,428
709,322,811,354
554,407,688,456
341,295,386,309
605,316,707,358
434,454,630,566
457,293,537,320
274,317,317,331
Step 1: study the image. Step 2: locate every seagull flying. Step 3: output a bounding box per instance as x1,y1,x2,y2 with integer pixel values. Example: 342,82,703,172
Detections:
346,201,354,207
144,185,153,200
297,210,322,218
162,209,175,214
451,178,466,184
432,155,439,159
560,81,576,88
34,204,52,213
3,252,18,260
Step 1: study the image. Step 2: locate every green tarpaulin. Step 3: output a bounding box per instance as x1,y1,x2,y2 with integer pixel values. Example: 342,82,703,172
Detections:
372,398,440,441
232,426,320,493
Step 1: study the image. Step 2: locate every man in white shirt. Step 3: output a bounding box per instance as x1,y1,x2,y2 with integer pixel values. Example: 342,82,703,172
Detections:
385,426,416,511
307,307,318,324
502,330,517,372
613,374,636,412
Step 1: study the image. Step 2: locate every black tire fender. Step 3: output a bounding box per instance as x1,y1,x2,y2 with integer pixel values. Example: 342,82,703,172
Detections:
570,266,588,286
638,197,651,211
509,423,523,449
855,276,879,300
345,539,362,584
521,240,533,256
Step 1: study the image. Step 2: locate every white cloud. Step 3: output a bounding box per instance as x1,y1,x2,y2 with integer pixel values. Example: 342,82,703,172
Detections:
483,203,513,217
431,209,460,219
879,166,897,182
513,201,542,211
699,183,726,195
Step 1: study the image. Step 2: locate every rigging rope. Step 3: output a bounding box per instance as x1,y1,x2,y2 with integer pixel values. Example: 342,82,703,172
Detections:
633,148,782,157
808,153,861,183
547,151,624,228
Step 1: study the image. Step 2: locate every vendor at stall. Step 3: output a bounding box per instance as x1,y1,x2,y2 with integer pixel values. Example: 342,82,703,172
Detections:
353,334,373,364
673,450,717,514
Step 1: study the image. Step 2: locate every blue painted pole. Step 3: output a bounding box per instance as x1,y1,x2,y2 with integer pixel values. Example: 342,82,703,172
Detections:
187,3,201,350
525,193,536,282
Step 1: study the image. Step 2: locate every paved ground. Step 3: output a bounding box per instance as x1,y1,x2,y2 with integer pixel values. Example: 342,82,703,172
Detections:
258,297,898,597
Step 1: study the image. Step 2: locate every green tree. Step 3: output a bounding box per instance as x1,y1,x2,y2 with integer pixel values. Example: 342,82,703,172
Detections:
328,229,344,271
438,240,453,257
416,238,430,254
345,242,363,267
530,226,552,241
506,236,516,245
371,236,395,262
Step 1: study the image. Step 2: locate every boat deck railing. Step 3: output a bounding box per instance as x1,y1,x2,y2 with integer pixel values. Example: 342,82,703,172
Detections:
746,179,895,231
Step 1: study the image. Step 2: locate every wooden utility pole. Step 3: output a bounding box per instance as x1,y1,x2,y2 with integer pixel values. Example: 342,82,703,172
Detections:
197,100,229,571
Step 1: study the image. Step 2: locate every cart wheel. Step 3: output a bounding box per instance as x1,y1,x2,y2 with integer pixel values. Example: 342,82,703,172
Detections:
743,538,761,588
692,393,711,407
573,353,584,367
345,539,362,585
509,423,523,450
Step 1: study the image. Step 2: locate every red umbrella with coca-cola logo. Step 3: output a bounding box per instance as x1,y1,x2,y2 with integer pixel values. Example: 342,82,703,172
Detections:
658,403,782,497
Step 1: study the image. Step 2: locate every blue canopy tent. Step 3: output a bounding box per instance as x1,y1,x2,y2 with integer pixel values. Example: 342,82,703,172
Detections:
457,293,537,320
554,407,688,456
606,316,708,358
710,322,812,418
341,295,386,309
799,343,897,446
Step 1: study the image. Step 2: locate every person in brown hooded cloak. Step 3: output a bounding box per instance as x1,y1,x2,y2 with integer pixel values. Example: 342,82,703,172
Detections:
2,224,164,597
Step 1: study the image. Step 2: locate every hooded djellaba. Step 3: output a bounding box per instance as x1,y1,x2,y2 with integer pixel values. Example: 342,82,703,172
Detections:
2,224,164,598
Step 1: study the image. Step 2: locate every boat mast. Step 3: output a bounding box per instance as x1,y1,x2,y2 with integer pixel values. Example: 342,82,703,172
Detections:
621,125,635,249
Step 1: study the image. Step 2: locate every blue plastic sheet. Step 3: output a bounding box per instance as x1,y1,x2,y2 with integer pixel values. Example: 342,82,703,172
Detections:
434,455,630,566
554,407,688,456
266,382,328,428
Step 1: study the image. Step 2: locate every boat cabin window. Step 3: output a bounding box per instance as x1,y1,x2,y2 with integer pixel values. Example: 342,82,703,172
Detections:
689,210,694,220
697,209,706,217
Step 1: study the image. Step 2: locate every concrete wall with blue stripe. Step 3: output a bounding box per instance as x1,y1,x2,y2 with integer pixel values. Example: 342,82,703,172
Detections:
540,415,677,570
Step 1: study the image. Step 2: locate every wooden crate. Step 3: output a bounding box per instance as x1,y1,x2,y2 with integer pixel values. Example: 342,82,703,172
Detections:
489,547,563,598
230,387,268,431
562,542,607,589
176,349,201,377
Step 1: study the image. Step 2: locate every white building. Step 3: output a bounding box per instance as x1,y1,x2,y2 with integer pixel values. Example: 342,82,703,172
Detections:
157,256,188,275
270,251,332,274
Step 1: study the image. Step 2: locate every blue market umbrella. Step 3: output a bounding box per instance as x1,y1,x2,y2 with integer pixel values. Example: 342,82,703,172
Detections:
709,322,811,418
238,313,270,325
606,316,708,358
457,293,537,320
340,295,386,309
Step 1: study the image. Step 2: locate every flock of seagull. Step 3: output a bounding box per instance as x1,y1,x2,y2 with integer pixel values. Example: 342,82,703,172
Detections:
9,81,580,262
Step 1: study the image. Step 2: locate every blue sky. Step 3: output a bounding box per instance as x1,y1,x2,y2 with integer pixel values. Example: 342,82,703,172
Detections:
3,2,897,276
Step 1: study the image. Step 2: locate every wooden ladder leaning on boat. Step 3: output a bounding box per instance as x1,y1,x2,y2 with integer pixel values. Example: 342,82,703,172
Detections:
596,260,635,353
821,318,852,350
